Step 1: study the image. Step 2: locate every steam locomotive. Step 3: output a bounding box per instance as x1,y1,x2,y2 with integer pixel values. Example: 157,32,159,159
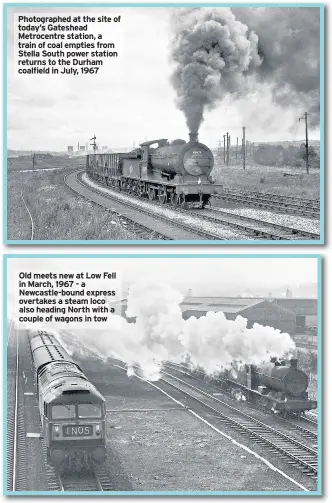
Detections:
86,133,223,208
28,330,107,470
223,358,317,417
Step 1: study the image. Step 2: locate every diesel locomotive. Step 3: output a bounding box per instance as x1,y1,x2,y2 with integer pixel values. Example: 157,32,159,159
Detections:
86,133,223,208
223,358,317,418
28,330,107,470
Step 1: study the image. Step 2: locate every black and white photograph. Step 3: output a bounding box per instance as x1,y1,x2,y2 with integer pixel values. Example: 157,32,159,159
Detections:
5,256,321,494
5,5,323,244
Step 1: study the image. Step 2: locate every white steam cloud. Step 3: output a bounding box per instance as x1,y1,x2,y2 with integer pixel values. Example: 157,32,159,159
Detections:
68,283,295,381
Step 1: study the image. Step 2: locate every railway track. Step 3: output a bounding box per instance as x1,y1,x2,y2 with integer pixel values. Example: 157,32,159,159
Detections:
224,189,320,207
214,190,320,219
66,169,320,241
194,208,320,240
7,327,27,491
159,368,318,479
64,171,170,240
58,468,113,491
65,170,226,240
20,189,34,240
302,414,318,426
73,170,319,241
284,421,317,445
165,362,318,445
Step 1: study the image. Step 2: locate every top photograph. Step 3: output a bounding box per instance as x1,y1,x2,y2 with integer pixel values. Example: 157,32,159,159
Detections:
4,4,324,245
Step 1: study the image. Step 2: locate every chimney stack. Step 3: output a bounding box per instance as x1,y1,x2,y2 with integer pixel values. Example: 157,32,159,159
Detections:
189,132,198,143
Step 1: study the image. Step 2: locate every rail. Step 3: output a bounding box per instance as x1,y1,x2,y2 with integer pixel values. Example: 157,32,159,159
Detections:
160,368,317,478
20,189,34,240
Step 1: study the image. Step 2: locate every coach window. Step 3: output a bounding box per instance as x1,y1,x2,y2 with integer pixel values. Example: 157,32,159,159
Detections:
52,404,76,419
78,404,102,418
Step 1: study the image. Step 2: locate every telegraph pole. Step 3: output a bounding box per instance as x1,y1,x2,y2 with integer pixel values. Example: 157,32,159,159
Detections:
228,135,231,165
242,126,246,170
236,137,238,161
223,134,226,164
226,132,229,165
299,112,309,174
305,112,309,174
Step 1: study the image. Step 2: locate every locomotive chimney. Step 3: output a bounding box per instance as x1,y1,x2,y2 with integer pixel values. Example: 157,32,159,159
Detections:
189,132,198,143
290,358,298,368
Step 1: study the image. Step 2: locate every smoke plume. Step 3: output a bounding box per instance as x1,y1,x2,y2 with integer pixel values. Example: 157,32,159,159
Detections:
170,8,262,133
235,7,320,127
170,7,320,131
65,283,295,381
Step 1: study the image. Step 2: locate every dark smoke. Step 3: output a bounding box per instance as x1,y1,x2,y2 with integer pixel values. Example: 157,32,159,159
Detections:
170,8,262,133
235,7,320,127
170,7,320,131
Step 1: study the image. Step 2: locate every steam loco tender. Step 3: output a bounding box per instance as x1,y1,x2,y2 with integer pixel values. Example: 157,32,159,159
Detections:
86,133,222,208
224,358,317,417
28,330,106,469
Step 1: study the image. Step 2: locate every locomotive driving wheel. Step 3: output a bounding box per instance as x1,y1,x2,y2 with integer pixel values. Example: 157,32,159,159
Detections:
148,188,155,201
180,194,187,209
158,189,167,204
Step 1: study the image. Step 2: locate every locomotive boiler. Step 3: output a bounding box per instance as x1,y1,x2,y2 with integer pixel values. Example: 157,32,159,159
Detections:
224,358,317,417
28,330,107,470
86,133,222,208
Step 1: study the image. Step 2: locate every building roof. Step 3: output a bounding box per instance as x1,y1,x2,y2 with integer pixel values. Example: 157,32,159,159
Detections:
271,298,317,316
110,296,317,316
181,298,266,314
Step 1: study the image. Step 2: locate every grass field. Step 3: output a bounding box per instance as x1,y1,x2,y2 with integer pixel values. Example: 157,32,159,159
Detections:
212,158,320,200
7,155,84,172
7,166,135,241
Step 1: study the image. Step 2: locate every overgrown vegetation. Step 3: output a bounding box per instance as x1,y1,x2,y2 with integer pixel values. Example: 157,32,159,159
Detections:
253,144,319,169
212,161,320,199
298,348,317,400
7,168,135,241
7,154,84,172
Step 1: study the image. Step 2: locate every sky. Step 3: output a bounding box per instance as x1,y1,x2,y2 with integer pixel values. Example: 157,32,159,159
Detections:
7,6,321,151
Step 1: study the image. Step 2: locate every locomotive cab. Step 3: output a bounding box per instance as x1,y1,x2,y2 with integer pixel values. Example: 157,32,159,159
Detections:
42,378,107,469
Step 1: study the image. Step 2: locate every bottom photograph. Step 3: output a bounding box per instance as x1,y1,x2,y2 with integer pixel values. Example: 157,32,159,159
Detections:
4,254,321,495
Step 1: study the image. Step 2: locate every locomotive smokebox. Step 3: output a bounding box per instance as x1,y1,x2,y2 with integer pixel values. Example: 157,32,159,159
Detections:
189,132,198,143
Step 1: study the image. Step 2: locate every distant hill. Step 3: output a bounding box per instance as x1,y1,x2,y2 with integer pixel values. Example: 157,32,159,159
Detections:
8,149,68,158
256,140,320,148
